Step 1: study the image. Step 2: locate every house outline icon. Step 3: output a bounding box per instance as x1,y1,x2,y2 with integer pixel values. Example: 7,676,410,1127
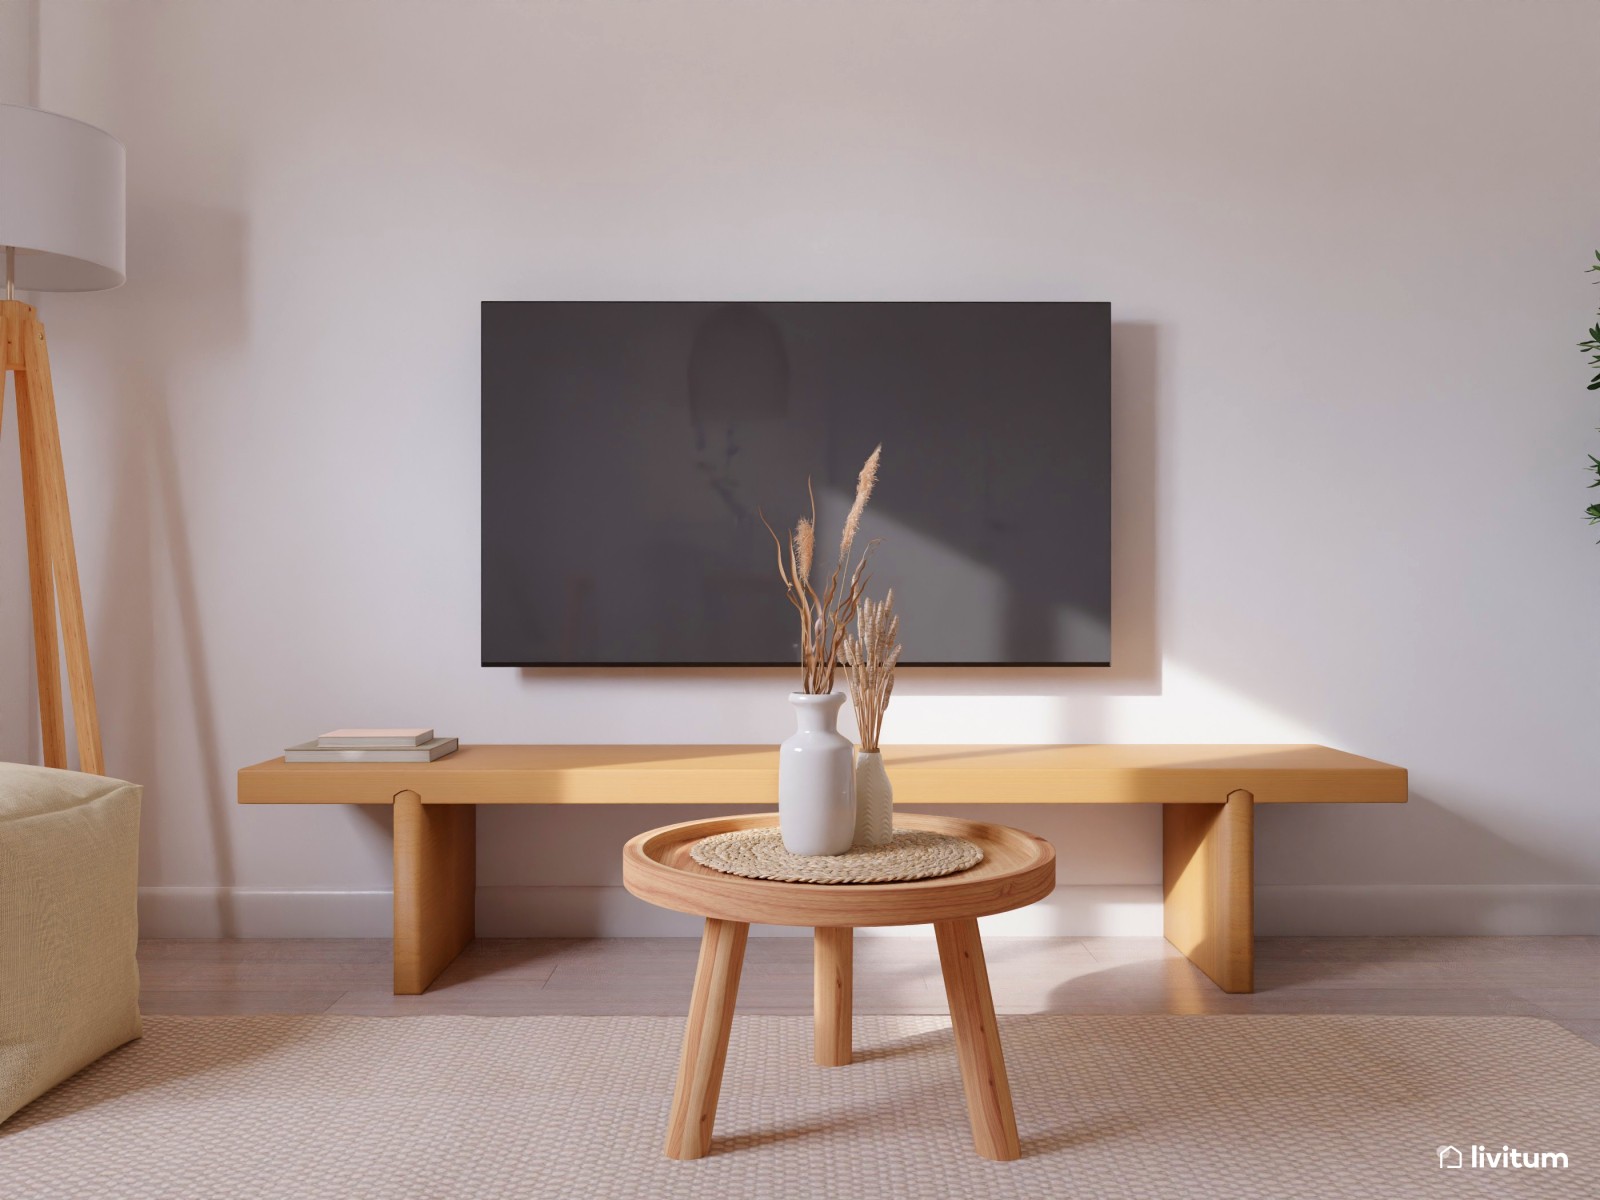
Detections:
1438,1145,1463,1169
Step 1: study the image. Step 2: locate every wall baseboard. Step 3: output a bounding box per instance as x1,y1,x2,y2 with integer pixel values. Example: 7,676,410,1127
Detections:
138,888,395,939
1256,883,1600,936
475,884,1161,938
138,883,1600,939
137,884,1161,939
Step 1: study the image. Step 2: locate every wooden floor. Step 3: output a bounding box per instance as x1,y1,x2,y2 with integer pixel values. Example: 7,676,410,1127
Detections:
137,935,1600,1047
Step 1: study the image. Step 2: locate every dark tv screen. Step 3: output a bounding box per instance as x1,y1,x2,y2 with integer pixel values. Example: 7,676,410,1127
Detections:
482,301,1110,666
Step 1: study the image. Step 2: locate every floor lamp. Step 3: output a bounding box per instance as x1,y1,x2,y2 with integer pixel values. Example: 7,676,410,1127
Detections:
0,104,125,776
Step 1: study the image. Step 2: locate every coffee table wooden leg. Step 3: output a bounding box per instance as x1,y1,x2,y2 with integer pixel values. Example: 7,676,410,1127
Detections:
813,926,853,1067
1163,789,1254,994
934,917,1020,1161
665,917,749,1159
392,791,476,995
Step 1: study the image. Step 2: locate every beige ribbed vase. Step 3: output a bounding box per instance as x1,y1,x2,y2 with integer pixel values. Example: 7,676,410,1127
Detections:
852,750,894,847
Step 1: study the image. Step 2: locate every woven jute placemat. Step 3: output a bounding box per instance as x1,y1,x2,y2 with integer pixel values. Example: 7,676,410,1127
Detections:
689,828,983,884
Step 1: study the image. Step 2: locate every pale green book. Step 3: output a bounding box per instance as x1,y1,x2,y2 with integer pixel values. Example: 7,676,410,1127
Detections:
317,727,434,747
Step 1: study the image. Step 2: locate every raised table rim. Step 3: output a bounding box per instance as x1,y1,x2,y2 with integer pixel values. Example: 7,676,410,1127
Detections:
622,812,1056,928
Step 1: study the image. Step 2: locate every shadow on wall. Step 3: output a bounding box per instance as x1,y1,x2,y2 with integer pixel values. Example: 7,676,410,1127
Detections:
896,320,1161,710
94,199,248,935
1254,765,1591,899
1262,788,1570,886
513,320,1162,712
1,370,42,762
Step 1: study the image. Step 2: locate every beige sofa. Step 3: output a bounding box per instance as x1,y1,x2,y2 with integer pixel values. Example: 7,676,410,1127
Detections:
0,763,143,1124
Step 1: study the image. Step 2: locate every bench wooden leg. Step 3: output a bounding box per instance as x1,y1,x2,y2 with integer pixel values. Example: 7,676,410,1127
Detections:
934,917,1020,1161
813,926,853,1066
1163,789,1254,994
392,791,476,995
665,917,749,1159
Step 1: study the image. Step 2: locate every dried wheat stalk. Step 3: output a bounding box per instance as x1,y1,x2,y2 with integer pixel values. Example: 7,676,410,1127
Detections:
761,446,882,694
843,590,901,752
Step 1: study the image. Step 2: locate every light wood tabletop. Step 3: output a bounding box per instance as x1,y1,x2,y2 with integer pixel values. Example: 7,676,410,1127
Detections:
238,742,1406,806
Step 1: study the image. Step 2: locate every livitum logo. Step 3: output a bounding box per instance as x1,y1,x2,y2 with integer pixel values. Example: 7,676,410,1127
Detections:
1437,1144,1570,1170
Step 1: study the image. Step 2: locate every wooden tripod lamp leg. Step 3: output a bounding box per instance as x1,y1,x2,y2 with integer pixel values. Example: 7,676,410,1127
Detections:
7,311,66,768
17,310,104,775
3,300,104,775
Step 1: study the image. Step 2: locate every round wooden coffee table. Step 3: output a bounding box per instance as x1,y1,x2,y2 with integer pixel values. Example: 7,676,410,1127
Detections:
622,811,1055,1162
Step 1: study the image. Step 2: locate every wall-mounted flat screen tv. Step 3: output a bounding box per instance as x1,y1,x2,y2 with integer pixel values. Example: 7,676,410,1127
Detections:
482,301,1110,666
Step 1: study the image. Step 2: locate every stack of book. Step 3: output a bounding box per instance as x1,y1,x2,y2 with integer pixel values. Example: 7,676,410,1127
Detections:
284,728,459,763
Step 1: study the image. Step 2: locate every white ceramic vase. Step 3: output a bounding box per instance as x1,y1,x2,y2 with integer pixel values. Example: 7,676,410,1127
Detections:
778,692,856,856
852,750,894,847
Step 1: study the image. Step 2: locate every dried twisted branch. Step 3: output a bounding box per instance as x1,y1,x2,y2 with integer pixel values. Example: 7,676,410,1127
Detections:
760,445,882,694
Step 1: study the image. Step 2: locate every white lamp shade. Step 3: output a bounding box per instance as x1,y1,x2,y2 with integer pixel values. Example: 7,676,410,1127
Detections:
0,104,125,292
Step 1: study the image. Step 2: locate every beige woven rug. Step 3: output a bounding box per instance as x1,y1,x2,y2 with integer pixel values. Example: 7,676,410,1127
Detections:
4,1014,1597,1199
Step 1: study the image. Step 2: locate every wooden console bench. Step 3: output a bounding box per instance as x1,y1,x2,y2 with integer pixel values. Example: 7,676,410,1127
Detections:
237,744,1405,996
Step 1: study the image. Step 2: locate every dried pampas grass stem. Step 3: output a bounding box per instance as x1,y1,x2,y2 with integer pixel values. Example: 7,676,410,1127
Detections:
843,590,901,752
793,518,814,579
838,446,879,564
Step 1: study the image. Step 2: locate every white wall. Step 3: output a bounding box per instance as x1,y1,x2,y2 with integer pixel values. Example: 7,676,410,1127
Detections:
10,0,1598,937
0,2,40,766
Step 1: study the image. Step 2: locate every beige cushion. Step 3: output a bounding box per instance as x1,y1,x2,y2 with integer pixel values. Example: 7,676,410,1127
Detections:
0,763,142,1124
